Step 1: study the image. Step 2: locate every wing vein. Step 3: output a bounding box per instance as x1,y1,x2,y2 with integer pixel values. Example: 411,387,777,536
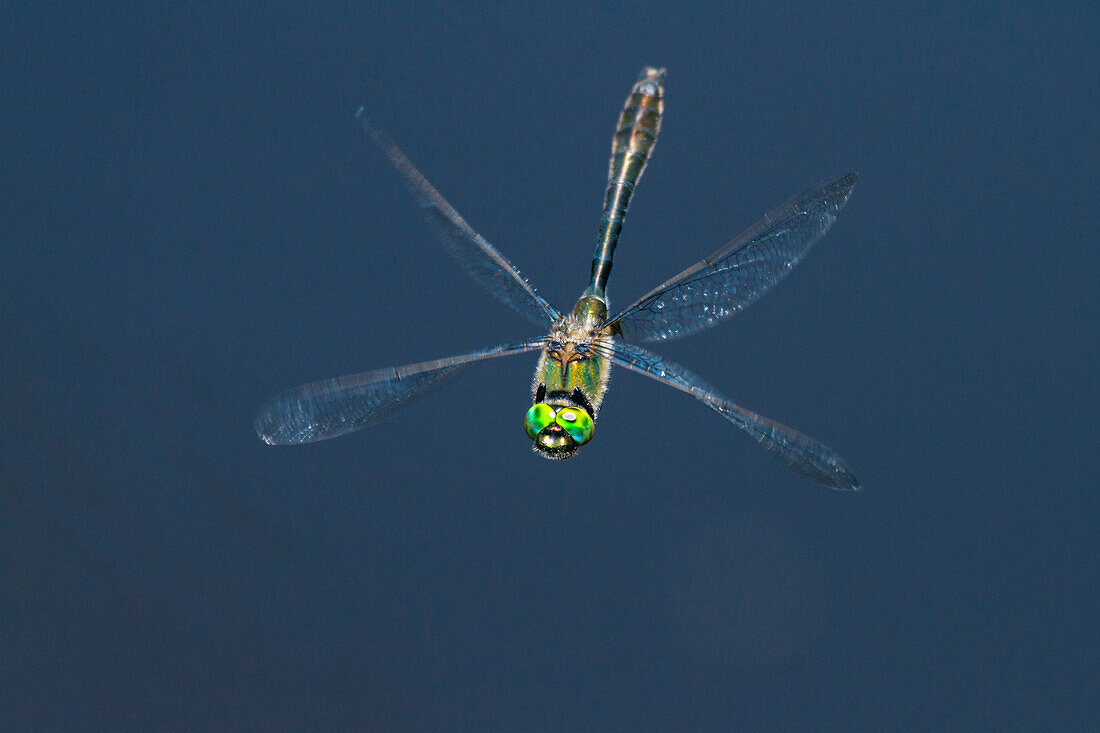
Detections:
255,339,546,445
603,339,860,490
603,173,857,342
358,110,561,326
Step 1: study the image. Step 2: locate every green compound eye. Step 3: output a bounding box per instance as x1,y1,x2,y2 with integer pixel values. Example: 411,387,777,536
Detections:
524,403,557,439
554,407,594,446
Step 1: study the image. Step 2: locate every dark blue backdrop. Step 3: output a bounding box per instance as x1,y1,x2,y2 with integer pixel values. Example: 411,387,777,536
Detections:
3,2,1096,729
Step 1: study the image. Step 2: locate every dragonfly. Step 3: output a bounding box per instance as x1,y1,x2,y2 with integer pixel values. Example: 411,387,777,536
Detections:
255,68,861,490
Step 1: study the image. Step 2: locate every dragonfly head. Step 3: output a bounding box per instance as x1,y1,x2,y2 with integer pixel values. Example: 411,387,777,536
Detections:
524,387,595,460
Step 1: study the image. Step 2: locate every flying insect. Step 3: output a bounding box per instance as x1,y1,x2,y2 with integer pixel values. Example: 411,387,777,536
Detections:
255,68,861,490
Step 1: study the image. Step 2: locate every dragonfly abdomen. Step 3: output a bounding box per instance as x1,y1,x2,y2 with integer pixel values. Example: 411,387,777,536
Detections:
588,67,665,297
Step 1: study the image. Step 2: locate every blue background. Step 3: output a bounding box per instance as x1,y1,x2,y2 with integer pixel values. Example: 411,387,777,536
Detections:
3,2,1096,729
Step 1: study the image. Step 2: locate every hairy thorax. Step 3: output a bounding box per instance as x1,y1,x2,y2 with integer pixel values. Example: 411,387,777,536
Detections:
532,295,615,412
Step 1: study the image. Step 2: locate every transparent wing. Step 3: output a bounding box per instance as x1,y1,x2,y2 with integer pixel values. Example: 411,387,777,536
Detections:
604,173,857,342
358,110,561,326
256,340,546,445
594,340,859,490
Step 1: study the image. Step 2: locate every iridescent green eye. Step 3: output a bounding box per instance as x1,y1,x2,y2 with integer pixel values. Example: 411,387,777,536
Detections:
524,403,557,439
554,407,594,445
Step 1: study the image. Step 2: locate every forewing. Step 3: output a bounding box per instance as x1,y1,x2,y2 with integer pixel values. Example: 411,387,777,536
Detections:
605,173,857,342
255,340,545,445
359,110,561,326
597,340,859,490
